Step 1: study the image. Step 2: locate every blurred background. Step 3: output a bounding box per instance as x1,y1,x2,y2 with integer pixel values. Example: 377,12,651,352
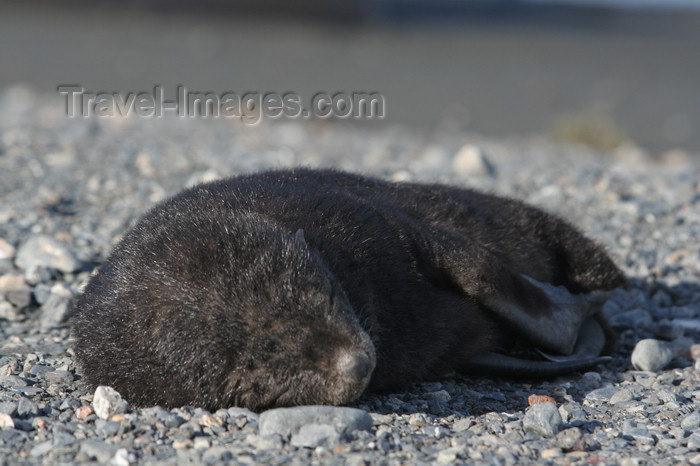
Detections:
0,0,698,157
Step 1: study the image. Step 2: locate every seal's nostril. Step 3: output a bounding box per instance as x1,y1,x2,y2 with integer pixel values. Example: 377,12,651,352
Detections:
337,352,372,381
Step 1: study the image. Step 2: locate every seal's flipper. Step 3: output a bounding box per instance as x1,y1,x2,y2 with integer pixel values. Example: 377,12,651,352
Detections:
424,230,611,356
461,315,612,377
484,276,611,355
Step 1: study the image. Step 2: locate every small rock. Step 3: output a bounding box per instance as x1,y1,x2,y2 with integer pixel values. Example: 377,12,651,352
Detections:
0,238,15,260
92,386,128,420
0,401,17,415
15,235,81,273
528,394,556,406
408,413,428,427
584,387,620,403
112,448,133,466
422,425,451,439
580,372,602,388
453,418,474,432
79,439,119,463
259,406,372,439
17,397,39,418
76,405,94,419
0,413,14,429
425,390,451,402
370,413,393,426
452,144,494,177
540,447,563,459
688,433,700,451
556,427,584,451
610,388,634,405
437,447,461,463
193,437,210,449
40,284,74,329
199,413,224,428
522,401,562,438
631,339,673,372
246,434,284,450
0,298,17,321
622,421,656,445
0,274,31,308
681,412,700,431
290,423,340,448
29,440,53,457
45,370,74,384
690,344,700,361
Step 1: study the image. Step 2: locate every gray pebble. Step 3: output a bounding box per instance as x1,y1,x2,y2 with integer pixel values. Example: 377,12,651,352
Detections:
631,339,674,372
0,413,14,430
45,370,74,384
0,238,15,260
247,434,284,450
522,402,562,438
610,388,634,405
15,235,82,273
0,401,18,416
290,423,340,448
681,412,700,431
585,387,620,403
580,372,602,388
17,397,39,418
556,427,583,451
29,440,53,457
259,406,372,439
622,421,656,446
0,274,31,308
40,283,74,330
92,386,129,420
452,144,495,177
688,433,700,451
79,439,120,463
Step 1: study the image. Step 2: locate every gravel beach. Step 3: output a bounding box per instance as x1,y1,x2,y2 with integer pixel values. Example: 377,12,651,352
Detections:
1,86,699,465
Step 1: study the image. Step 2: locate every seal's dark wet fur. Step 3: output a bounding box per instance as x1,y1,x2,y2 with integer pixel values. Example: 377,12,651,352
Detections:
72,169,625,411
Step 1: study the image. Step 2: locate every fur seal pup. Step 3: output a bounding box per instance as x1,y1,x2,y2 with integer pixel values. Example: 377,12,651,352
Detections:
72,168,626,411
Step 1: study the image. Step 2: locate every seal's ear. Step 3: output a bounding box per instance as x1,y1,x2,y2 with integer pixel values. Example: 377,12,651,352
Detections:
295,229,306,244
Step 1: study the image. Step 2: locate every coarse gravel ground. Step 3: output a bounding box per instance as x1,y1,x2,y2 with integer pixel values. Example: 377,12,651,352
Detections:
1,86,699,465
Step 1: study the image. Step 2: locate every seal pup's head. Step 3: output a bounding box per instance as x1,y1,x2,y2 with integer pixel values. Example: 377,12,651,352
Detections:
73,204,376,412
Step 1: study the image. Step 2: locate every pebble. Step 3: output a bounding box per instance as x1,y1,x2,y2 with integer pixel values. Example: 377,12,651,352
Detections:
290,423,340,448
0,238,16,260
76,405,94,419
528,394,556,406
40,283,74,329
522,402,563,438
0,274,31,308
452,144,495,177
259,406,372,439
631,339,674,372
92,386,129,420
0,413,14,429
681,412,700,431
15,235,82,273
610,388,634,405
556,427,584,451
79,439,120,463
689,433,700,451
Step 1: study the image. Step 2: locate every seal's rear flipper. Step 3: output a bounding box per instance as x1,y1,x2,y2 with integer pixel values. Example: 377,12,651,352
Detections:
460,315,612,377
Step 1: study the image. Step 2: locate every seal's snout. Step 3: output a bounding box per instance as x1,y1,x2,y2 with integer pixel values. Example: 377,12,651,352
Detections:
337,351,374,382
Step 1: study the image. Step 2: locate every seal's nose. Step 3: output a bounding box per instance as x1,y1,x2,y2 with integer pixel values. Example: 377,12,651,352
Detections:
337,352,373,381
